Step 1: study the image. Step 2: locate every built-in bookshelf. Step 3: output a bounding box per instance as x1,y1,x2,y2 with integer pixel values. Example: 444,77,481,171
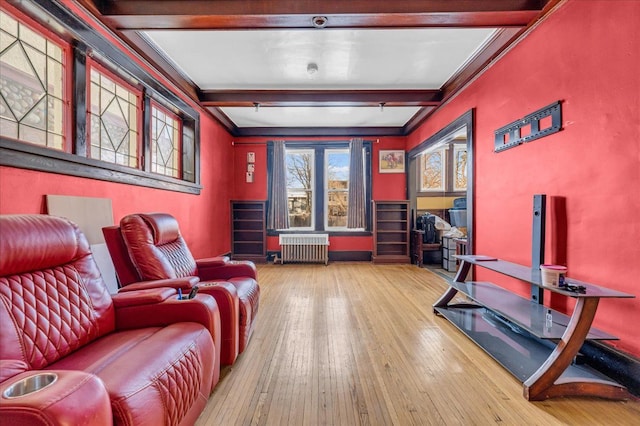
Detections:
372,200,410,264
230,200,266,262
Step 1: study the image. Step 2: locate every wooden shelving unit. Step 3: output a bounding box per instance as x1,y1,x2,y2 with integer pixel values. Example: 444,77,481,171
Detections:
230,200,266,262
372,200,410,264
434,255,634,401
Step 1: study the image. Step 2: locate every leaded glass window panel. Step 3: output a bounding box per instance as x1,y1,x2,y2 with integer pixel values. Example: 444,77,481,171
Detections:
151,104,181,178
453,144,468,191
88,64,141,167
0,9,66,149
419,149,445,192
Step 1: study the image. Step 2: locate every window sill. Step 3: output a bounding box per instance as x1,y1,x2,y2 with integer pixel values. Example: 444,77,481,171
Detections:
267,229,371,237
1,138,202,195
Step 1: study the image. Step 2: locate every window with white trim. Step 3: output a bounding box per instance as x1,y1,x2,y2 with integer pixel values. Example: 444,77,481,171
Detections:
326,148,350,229
286,148,314,229
277,142,371,233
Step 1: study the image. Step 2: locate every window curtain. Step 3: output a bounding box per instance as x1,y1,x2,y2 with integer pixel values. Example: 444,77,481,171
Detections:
267,140,290,230
347,138,366,228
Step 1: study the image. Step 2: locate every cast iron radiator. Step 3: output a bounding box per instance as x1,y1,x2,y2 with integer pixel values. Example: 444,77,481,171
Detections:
278,234,329,265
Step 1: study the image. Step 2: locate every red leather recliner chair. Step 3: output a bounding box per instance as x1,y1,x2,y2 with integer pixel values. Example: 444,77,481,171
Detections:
103,213,260,365
0,214,220,426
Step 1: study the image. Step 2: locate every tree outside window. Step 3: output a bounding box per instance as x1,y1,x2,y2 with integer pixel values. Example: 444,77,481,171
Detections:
276,141,370,233
327,149,349,228
286,149,313,228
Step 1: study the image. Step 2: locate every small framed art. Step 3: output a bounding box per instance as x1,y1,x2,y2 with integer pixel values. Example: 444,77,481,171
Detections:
379,150,405,173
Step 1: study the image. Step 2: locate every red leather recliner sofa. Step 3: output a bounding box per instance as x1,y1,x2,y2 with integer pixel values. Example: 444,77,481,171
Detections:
0,215,221,425
102,213,260,365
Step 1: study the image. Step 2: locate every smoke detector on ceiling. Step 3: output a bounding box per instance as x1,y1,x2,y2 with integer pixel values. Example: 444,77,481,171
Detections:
307,62,319,75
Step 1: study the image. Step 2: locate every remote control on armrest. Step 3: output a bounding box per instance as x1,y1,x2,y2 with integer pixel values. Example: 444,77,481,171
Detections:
188,286,199,299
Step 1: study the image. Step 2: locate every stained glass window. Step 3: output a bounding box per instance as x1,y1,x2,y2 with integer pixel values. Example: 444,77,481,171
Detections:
151,103,181,178
419,149,445,192
453,145,468,191
88,62,141,167
0,9,67,149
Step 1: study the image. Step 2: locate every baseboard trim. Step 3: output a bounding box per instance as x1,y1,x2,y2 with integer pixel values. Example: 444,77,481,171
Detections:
580,340,640,397
329,251,372,262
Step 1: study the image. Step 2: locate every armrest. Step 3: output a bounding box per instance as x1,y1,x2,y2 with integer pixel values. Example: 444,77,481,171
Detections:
114,293,221,346
196,256,229,267
114,293,222,381
197,281,239,365
0,370,111,425
117,276,199,293
111,287,176,308
197,259,257,280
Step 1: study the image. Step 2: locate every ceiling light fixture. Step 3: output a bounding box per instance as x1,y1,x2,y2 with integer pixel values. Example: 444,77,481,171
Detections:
311,16,328,29
253,102,260,112
307,62,319,75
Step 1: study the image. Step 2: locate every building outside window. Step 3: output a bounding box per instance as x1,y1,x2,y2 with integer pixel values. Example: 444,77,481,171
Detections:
283,145,365,232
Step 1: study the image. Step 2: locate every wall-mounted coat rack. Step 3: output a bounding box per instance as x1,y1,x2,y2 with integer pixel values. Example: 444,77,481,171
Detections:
494,101,562,152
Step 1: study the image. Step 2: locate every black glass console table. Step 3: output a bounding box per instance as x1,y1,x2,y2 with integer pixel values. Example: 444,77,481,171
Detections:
433,255,635,400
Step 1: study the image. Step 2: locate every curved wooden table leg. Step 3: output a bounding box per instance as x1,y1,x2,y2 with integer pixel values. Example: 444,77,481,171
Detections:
433,260,471,311
524,297,630,400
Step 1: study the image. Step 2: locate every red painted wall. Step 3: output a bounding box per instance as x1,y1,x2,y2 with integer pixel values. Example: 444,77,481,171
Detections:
232,136,408,252
372,137,407,201
0,1,235,259
407,0,640,356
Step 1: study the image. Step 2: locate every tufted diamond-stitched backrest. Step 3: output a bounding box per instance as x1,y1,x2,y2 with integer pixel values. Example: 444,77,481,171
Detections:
0,215,116,369
119,213,198,282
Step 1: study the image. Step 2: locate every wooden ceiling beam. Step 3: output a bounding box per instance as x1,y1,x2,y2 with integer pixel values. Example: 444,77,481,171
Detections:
87,0,548,29
200,90,442,107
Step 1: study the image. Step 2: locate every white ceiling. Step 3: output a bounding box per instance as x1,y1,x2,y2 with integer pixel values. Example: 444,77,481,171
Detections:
221,106,423,128
142,28,497,128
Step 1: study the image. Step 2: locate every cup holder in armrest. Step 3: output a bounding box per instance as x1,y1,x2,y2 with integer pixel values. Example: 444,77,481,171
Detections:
3,373,58,398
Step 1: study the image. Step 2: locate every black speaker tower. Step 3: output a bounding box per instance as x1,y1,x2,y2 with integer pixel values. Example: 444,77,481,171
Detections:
531,194,546,304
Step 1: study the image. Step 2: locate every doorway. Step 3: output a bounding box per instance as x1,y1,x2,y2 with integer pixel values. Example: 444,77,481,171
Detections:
407,109,474,270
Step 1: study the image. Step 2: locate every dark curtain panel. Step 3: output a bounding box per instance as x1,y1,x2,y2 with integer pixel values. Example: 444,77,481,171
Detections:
347,138,366,228
267,140,290,229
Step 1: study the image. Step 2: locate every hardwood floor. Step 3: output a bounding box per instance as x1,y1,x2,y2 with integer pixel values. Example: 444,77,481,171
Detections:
196,263,640,425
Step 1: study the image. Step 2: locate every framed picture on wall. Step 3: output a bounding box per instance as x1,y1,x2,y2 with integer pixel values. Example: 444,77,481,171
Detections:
379,150,405,173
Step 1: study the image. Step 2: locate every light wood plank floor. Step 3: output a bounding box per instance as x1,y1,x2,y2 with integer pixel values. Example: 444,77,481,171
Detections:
196,263,640,425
